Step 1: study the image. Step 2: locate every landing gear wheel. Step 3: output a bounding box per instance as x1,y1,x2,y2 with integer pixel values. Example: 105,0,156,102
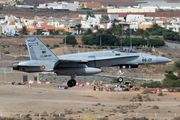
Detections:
71,79,76,86
117,77,123,83
67,80,73,87
67,79,77,87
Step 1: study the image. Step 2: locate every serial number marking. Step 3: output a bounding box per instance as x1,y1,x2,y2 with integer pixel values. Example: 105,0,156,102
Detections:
142,58,152,62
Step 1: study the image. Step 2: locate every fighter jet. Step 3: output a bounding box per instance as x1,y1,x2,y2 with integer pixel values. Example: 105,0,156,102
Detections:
13,38,172,87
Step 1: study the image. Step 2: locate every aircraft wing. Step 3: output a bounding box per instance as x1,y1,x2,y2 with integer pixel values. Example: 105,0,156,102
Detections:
53,55,139,69
55,59,88,63
53,59,88,69
94,55,139,61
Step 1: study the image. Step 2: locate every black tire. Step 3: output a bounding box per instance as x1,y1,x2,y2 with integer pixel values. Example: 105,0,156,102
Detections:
67,80,73,87
117,77,123,83
67,79,76,87
71,79,76,86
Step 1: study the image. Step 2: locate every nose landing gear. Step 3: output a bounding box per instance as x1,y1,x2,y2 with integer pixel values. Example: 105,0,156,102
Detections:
117,77,124,83
117,69,124,83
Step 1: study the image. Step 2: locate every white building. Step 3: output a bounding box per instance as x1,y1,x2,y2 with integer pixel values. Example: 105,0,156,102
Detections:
79,14,118,21
81,17,105,31
126,14,145,22
167,24,180,32
5,15,18,22
37,1,79,11
23,19,36,26
166,20,180,32
47,22,61,27
1,25,16,35
156,21,164,27
15,5,34,9
0,17,6,24
47,22,70,28
81,17,100,28
138,2,180,10
107,8,156,13
130,22,139,30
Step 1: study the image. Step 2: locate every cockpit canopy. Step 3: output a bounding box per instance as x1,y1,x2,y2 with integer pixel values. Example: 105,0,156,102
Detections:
111,48,139,53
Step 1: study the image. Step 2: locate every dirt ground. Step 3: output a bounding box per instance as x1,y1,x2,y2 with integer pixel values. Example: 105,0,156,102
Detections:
1,7,82,19
0,37,83,45
0,83,180,120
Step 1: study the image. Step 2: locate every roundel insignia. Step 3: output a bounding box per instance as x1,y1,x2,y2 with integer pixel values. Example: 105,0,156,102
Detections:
41,65,45,70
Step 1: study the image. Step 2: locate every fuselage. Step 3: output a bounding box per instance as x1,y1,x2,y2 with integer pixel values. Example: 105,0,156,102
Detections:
57,50,170,68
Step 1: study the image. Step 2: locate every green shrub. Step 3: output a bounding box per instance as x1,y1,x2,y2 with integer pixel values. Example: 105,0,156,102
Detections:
165,70,173,74
141,82,162,88
53,44,59,47
50,46,55,49
162,79,180,88
5,51,10,54
152,105,159,109
165,74,178,80
163,31,179,41
101,46,107,49
176,88,180,92
123,38,165,47
141,90,153,94
46,44,50,47
97,46,101,49
150,81,162,88
63,35,77,45
81,34,118,46
151,28,170,36
110,46,115,49
157,92,163,96
110,78,118,84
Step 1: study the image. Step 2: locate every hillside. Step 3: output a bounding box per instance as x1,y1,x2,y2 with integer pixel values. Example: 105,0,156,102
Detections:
24,0,69,6
24,0,180,6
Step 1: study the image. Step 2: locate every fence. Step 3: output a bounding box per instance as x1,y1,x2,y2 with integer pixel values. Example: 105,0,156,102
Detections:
0,68,38,83
0,67,164,83
101,69,165,81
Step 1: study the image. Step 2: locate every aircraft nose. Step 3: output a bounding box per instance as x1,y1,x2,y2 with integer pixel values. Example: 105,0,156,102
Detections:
13,63,19,70
156,56,172,64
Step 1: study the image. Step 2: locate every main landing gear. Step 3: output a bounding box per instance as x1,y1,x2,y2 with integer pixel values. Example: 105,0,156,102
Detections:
67,75,77,87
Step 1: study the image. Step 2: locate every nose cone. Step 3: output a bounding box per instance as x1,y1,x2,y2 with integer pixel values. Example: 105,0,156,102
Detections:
13,63,19,70
156,56,172,64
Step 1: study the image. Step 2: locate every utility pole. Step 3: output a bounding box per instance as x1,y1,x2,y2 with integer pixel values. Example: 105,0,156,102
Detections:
35,9,37,36
130,28,132,49
65,31,66,47
121,10,123,47
121,23,123,47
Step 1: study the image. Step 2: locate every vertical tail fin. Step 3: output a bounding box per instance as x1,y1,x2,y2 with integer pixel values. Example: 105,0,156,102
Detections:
26,38,58,60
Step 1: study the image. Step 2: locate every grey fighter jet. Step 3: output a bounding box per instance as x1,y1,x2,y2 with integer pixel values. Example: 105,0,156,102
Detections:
13,38,172,87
